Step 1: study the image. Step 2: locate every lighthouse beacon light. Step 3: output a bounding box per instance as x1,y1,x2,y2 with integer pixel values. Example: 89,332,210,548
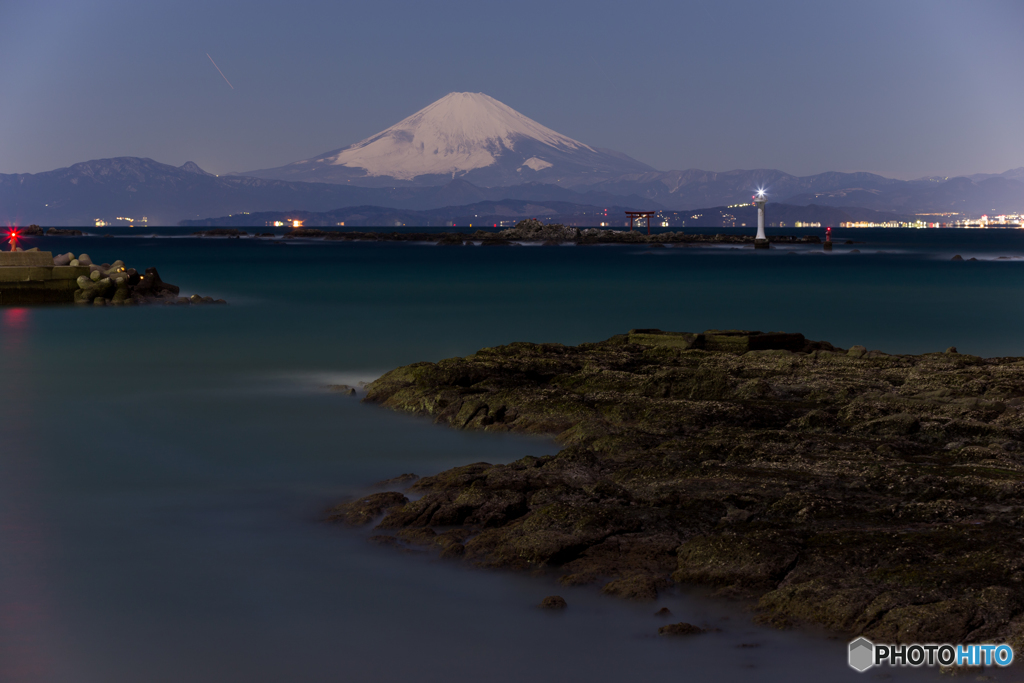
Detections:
753,188,769,248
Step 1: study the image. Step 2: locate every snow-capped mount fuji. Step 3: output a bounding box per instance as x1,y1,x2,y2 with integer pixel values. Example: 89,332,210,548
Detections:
243,92,655,187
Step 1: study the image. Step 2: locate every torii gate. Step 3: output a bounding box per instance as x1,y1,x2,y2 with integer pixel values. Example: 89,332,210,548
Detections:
625,211,656,235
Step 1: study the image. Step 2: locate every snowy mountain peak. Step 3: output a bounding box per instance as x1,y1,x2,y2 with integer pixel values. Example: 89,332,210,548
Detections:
321,92,596,180
243,92,654,187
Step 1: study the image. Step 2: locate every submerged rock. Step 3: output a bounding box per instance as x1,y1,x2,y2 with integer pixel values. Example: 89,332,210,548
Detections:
601,575,662,601
373,473,420,488
540,595,568,609
658,622,705,636
326,491,409,526
193,229,249,237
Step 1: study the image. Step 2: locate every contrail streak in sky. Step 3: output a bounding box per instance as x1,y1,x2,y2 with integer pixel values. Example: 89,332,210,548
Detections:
206,53,234,89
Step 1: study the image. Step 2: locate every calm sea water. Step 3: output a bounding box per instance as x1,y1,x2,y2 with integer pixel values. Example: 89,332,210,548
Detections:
2,228,1022,682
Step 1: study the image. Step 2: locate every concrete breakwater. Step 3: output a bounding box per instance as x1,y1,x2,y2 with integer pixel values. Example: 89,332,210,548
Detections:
331,328,1024,648
0,250,89,304
195,219,829,246
0,250,226,306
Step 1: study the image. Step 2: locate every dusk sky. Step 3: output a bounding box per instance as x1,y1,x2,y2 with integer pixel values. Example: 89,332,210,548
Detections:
3,0,1022,179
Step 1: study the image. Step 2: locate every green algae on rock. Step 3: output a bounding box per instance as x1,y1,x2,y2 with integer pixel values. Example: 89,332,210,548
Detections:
332,329,1024,646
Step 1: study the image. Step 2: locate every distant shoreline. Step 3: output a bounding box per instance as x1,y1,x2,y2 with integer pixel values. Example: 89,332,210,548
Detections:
187,225,831,247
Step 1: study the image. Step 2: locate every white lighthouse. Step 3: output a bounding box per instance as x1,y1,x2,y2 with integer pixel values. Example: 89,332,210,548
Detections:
754,189,769,249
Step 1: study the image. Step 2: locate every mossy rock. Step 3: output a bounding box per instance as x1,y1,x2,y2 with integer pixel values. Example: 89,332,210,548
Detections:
351,329,1024,644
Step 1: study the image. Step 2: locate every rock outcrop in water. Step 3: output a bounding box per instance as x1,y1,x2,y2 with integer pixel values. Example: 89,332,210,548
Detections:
332,329,1024,647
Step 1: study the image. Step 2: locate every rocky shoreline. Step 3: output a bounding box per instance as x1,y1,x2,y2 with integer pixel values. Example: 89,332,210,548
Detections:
329,329,1024,648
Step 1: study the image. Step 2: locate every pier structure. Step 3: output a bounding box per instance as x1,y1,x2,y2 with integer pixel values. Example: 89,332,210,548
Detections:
0,251,89,305
625,211,656,235
754,190,769,249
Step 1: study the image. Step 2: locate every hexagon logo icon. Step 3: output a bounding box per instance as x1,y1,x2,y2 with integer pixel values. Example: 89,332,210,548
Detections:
848,637,874,672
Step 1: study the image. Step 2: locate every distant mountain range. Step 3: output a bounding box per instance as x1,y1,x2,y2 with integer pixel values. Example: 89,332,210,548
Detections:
0,92,1021,226
0,157,657,226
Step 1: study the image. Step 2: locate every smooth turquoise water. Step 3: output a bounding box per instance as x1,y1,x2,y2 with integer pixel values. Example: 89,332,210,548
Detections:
2,229,1022,682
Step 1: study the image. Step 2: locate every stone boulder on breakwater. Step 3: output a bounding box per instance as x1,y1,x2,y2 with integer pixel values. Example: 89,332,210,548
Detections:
0,248,228,307
498,219,582,242
62,252,226,306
